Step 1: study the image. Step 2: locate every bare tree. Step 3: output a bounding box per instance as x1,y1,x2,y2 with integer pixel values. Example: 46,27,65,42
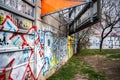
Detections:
76,27,93,53
99,0,120,51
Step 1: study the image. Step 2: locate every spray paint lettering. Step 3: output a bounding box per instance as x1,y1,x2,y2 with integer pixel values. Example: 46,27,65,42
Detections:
0,15,36,80
0,15,70,80
22,64,35,80
2,16,19,32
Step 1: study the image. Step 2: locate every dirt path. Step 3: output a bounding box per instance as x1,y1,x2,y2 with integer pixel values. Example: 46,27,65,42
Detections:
72,55,120,80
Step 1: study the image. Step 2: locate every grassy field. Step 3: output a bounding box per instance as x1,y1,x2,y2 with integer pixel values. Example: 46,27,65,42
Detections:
47,49,120,80
80,49,120,55
81,49,120,60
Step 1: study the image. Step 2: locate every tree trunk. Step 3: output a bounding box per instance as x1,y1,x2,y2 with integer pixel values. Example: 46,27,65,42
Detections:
77,39,80,54
100,38,103,52
77,43,80,54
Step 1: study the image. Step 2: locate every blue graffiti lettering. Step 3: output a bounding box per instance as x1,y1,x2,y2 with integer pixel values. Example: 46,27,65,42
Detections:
6,21,16,32
41,57,50,76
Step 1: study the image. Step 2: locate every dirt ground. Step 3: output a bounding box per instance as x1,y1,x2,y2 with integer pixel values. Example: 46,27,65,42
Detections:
72,55,120,80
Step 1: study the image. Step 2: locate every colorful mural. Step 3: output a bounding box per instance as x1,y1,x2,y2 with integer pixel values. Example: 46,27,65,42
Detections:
0,15,73,80
0,15,37,80
36,30,68,78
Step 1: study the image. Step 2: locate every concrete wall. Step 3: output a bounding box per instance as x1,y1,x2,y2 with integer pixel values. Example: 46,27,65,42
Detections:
35,1,74,79
0,0,75,80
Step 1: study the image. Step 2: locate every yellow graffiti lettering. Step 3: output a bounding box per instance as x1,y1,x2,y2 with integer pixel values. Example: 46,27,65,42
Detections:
0,15,4,25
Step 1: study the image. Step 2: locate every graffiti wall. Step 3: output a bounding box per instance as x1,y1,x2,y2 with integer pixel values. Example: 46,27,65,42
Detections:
0,0,75,79
0,15,36,80
0,14,73,79
89,33,120,49
36,29,69,78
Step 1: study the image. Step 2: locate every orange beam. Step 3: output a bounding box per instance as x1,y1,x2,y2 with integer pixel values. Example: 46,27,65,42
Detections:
41,0,82,15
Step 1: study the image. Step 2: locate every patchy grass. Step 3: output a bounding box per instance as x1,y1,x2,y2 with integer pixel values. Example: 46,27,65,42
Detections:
47,55,105,80
80,49,120,55
47,56,82,80
47,49,120,80
80,66,105,80
107,53,120,60
48,65,75,80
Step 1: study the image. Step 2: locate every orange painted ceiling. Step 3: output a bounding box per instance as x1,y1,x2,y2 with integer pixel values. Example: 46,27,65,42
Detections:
41,0,82,15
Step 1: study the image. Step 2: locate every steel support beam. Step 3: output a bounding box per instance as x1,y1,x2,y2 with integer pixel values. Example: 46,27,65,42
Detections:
68,0,100,35
41,2,89,17
69,15,99,35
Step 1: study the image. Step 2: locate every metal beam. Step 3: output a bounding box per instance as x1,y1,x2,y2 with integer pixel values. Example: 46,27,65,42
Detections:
69,15,99,35
69,0,97,28
68,0,100,35
41,2,89,17
69,2,90,27
69,7,77,18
